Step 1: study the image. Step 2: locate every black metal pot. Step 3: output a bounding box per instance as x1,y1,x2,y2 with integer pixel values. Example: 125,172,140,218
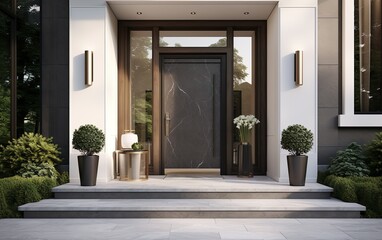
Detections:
78,155,99,186
287,155,308,186
238,143,253,177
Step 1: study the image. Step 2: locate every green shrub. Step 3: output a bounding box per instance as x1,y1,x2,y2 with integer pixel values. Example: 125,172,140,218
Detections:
0,133,61,179
0,176,57,218
0,188,10,217
30,177,57,199
364,132,382,176
327,143,370,177
57,171,69,185
350,176,382,186
355,181,382,217
317,171,330,184
281,124,313,155
325,176,358,202
321,175,382,218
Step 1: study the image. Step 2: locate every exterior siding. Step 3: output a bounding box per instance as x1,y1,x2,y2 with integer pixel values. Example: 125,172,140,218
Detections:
41,0,70,169
317,0,382,167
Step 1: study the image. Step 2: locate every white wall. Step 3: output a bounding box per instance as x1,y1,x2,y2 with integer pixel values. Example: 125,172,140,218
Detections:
267,3,318,183
69,1,118,183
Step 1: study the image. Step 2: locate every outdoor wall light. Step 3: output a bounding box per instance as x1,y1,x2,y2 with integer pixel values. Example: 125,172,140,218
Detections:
294,50,303,86
84,50,93,86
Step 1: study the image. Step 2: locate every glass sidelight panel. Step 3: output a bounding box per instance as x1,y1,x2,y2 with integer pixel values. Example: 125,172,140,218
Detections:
159,31,227,47
233,31,256,164
130,31,153,143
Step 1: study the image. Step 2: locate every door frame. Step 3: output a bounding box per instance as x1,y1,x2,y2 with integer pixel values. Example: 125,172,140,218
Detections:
160,54,227,173
118,21,267,175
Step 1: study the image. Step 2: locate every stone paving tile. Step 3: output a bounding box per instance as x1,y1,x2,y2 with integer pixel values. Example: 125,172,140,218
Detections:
345,231,382,240
170,222,247,232
112,222,172,232
169,232,220,240
149,218,216,224
279,230,355,240
220,231,286,240
1,218,382,240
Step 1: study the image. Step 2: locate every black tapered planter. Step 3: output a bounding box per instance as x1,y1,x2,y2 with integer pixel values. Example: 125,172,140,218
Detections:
78,155,99,186
238,143,253,177
287,155,308,186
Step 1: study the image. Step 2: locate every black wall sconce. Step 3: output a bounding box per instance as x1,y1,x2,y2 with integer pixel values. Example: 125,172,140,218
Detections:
294,50,303,86
85,50,93,86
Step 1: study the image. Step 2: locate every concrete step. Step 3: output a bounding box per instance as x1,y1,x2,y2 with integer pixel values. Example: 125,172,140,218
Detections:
53,177,333,199
19,198,365,218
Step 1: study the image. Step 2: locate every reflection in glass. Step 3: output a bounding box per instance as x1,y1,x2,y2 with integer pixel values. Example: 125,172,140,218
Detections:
233,31,255,163
159,31,227,47
16,0,41,136
130,31,153,143
0,0,12,11
355,0,382,113
0,13,11,145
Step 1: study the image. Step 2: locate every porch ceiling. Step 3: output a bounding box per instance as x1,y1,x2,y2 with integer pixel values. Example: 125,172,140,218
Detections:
107,1,277,20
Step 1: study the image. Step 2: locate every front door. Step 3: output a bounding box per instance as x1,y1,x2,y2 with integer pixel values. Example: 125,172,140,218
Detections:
161,55,224,171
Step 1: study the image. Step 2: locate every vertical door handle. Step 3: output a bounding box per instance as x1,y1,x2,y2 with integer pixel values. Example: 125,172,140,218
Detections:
165,112,171,136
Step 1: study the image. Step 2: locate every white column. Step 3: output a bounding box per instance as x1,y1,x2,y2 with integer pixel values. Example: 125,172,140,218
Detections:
69,1,118,183
267,2,318,183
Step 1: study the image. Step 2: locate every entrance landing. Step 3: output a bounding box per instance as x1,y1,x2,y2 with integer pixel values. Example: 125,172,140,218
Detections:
53,176,331,195
51,176,333,199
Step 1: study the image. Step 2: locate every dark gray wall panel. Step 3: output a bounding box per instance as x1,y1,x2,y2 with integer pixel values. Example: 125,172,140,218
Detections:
41,18,69,65
318,146,344,165
318,65,339,108
318,0,339,18
41,0,69,167
318,108,339,147
318,18,339,65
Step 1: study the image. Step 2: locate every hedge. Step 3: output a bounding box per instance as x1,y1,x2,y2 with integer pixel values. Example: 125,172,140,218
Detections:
0,176,57,218
322,174,382,217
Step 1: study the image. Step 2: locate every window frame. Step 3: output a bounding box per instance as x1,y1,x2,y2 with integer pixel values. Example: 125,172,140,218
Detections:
338,0,382,127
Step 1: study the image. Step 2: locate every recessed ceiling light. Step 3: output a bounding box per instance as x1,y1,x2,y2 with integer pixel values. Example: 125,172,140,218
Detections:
190,11,197,15
244,12,250,15
137,12,143,15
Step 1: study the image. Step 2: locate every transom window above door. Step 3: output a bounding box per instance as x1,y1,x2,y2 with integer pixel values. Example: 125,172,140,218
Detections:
159,31,227,47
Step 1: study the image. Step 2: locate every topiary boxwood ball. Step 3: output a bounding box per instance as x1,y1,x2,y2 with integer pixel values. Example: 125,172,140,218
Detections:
281,124,313,156
72,124,105,156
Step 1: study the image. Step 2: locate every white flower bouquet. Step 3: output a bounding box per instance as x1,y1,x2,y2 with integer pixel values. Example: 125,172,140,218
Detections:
233,115,260,143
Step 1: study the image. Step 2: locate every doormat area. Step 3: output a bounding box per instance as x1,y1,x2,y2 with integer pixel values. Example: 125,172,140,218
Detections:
164,174,223,179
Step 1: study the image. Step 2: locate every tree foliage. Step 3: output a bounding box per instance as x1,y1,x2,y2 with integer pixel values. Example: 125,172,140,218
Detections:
0,0,41,146
209,38,248,87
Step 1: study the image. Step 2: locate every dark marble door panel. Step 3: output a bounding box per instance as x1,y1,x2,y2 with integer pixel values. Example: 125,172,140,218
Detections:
162,57,222,169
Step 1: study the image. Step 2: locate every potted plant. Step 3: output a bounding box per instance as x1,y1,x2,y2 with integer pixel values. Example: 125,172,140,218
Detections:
281,124,313,186
72,124,105,186
233,114,260,177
